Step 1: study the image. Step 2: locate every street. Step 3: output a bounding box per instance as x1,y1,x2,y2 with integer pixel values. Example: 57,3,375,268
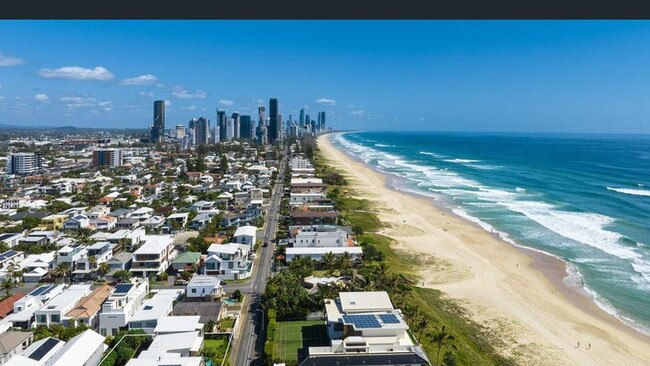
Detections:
231,147,288,366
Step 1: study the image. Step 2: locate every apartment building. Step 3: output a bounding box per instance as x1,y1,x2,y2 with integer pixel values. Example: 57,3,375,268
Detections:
130,235,176,278
99,278,150,337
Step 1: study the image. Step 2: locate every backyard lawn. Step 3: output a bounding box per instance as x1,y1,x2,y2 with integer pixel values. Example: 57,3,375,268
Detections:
272,320,329,361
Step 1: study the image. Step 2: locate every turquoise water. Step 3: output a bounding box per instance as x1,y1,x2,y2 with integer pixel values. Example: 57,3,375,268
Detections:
332,131,650,334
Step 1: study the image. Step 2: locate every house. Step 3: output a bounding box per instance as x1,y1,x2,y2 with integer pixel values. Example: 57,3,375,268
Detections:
297,291,430,366
292,229,351,248
0,293,26,319
163,212,189,233
33,283,92,327
130,235,176,278
90,215,117,231
86,205,110,219
115,217,140,230
105,252,133,277
62,215,91,231
153,316,202,335
7,329,106,366
107,208,133,220
233,225,257,247
173,301,225,326
65,284,113,328
0,233,25,249
233,192,249,207
190,212,217,230
289,192,327,206
140,215,165,231
1,197,29,210
291,210,339,226
216,192,233,205
170,252,201,273
0,251,24,270
99,278,150,337
286,246,363,262
58,207,87,219
130,207,154,221
24,231,59,244
203,243,252,280
127,334,203,366
128,289,184,334
40,214,68,230
107,228,146,251
72,242,113,280
188,200,218,213
20,253,56,283
185,275,223,301
56,246,86,268
99,191,120,204
6,284,66,329
0,331,33,365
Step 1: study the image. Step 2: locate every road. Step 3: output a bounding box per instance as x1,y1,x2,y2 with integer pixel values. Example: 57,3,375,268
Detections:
232,147,288,366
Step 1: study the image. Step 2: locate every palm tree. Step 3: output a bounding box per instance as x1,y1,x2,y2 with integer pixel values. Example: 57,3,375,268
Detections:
337,251,353,275
51,263,71,284
88,256,97,271
97,263,110,280
321,252,337,275
430,325,456,365
1,279,13,297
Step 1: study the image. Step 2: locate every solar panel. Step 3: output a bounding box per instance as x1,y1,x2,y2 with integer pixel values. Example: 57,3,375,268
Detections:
0,250,17,261
29,285,54,297
28,338,61,361
113,284,133,294
379,313,400,324
342,314,381,329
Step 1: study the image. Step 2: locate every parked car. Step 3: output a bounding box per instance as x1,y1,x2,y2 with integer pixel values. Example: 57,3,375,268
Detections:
174,279,188,286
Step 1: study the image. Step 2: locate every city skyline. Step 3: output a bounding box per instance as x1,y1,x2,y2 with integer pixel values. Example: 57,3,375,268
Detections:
2,21,650,133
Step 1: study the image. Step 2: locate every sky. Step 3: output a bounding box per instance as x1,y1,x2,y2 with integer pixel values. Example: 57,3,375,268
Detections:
2,20,650,133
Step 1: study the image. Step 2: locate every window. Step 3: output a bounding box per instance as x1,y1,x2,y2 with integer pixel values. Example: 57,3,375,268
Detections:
101,329,107,336
191,288,197,293
36,314,47,323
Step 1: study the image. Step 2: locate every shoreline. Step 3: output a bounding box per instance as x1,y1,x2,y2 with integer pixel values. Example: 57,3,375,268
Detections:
317,132,650,365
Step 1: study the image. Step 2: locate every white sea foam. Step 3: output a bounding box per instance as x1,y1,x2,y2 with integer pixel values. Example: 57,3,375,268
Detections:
375,143,395,147
419,151,447,159
515,187,526,192
607,187,650,197
443,158,481,163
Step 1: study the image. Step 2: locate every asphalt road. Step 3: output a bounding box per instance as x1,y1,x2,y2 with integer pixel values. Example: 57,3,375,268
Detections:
232,147,288,366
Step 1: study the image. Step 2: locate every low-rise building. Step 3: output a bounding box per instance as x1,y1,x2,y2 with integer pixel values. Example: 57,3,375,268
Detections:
128,289,184,334
203,243,252,280
233,225,257,247
65,284,113,328
130,235,176,278
0,331,33,365
34,284,92,327
185,275,223,301
99,278,150,337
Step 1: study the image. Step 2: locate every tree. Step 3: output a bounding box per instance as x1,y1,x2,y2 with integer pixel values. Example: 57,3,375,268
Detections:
204,319,216,333
113,269,131,282
443,351,457,366
21,216,41,230
430,325,456,366
97,263,110,279
1,279,13,297
51,262,71,284
320,252,337,276
201,346,218,363
219,155,228,173
88,256,97,271
188,236,210,254
288,256,314,278
336,251,353,276
232,289,242,301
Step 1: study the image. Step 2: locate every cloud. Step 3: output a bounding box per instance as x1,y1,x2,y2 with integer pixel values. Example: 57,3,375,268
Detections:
171,87,207,99
34,93,49,102
0,53,24,67
219,99,234,106
316,98,336,106
120,74,158,86
181,105,197,111
256,99,265,104
97,101,113,112
39,66,114,81
164,100,172,107
138,91,154,97
351,110,366,117
419,117,425,121
60,96,97,109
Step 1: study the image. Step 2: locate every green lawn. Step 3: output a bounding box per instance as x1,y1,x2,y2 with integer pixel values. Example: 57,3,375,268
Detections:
272,320,329,361
204,336,231,366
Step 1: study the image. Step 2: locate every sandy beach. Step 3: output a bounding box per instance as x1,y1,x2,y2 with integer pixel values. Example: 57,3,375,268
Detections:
317,133,650,366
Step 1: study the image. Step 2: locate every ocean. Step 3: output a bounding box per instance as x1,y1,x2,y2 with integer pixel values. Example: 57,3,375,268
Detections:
331,131,650,334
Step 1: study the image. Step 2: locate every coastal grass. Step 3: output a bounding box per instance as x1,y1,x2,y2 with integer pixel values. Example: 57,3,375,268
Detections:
313,140,515,366
272,320,329,361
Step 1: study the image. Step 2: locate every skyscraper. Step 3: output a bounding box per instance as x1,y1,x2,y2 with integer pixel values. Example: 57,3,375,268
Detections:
217,109,227,142
299,108,305,126
240,115,253,140
258,105,266,127
231,113,240,140
6,153,42,175
176,125,186,139
194,117,210,146
92,149,123,169
150,100,165,143
268,98,278,144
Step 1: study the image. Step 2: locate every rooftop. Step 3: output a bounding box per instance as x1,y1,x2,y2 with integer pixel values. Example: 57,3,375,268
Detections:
171,252,201,264
133,235,172,255
153,315,202,334
234,225,257,237
0,331,33,354
65,284,113,318
339,292,394,314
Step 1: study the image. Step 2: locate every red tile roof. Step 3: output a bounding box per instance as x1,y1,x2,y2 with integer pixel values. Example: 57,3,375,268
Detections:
0,292,26,318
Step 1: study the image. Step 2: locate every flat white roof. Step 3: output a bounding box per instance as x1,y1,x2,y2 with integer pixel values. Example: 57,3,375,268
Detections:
234,225,257,237
153,316,202,333
339,291,394,313
207,243,248,255
130,290,183,323
138,331,202,359
286,247,362,255
37,284,91,312
125,357,202,366
133,235,172,255
188,274,221,287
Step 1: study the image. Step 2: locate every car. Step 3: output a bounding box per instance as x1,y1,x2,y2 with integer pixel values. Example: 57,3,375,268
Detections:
174,279,188,286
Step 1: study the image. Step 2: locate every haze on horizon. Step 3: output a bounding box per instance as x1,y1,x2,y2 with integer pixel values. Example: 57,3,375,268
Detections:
1,20,650,133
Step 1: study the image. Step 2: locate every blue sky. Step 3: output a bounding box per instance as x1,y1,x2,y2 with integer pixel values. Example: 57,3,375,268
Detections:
2,20,650,133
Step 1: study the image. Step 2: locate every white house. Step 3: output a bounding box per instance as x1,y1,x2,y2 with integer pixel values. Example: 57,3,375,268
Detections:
6,284,66,329
33,284,92,327
203,243,252,280
7,329,107,366
185,275,223,300
153,316,202,335
289,192,326,206
99,278,150,337
0,233,25,248
130,235,176,278
128,289,184,334
292,229,349,248
233,225,257,247
285,247,363,263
